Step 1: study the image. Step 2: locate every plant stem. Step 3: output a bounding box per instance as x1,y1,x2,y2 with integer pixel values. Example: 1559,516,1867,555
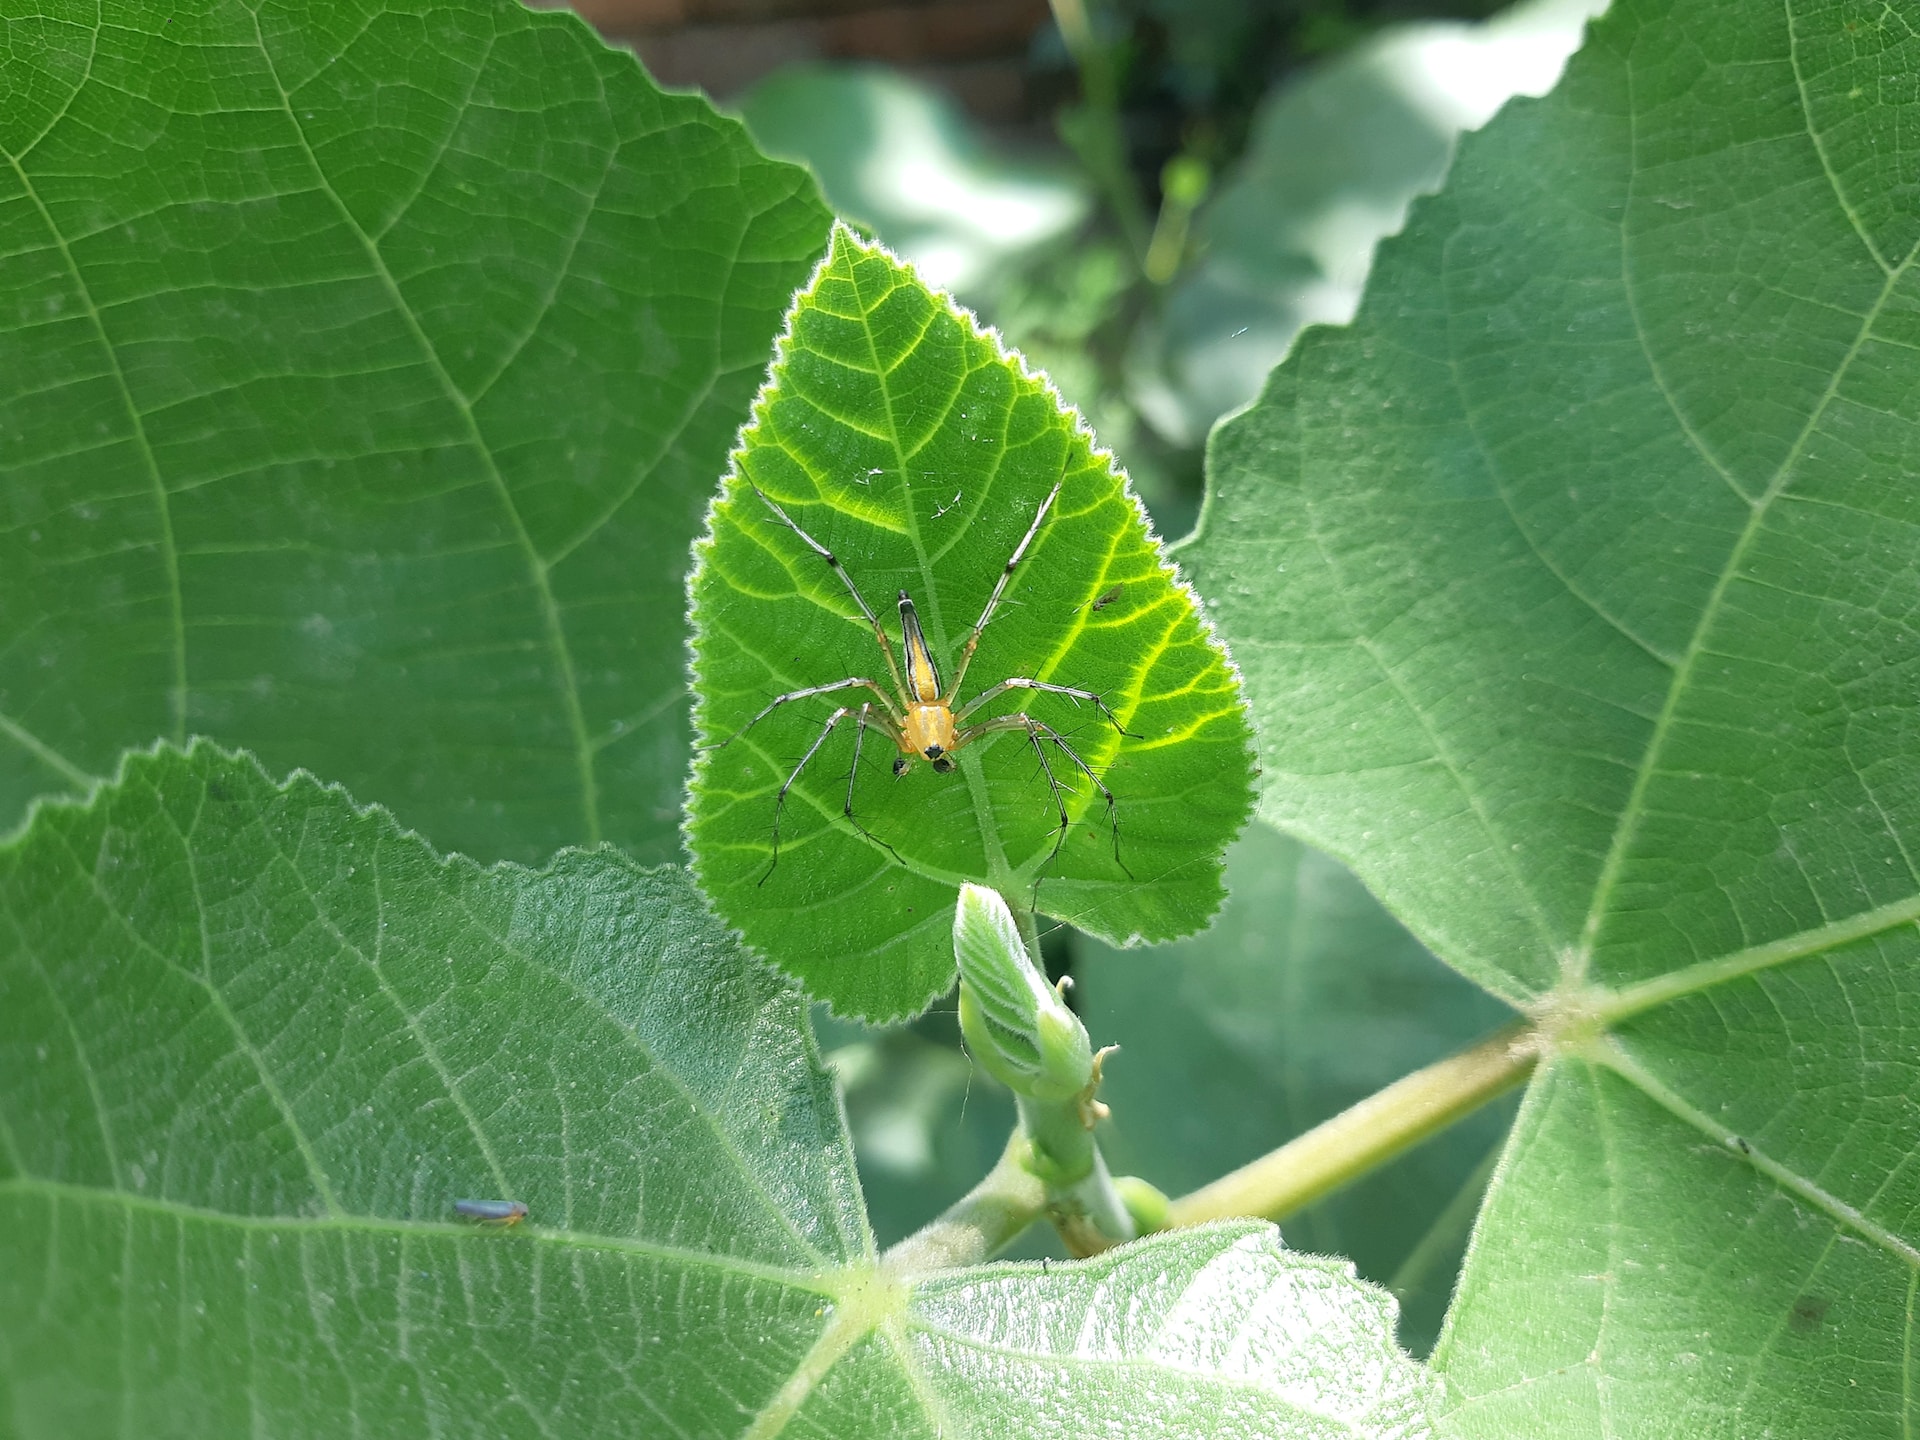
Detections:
882,1133,1047,1273
1048,0,1152,266
1166,1021,1536,1228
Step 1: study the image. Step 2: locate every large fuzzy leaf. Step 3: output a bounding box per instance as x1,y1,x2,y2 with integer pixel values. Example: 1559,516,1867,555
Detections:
1187,0,1920,1430
0,0,828,864
0,745,1428,1438
686,227,1255,1020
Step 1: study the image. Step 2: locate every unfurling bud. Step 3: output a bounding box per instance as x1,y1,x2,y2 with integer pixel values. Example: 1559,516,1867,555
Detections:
954,883,1093,1101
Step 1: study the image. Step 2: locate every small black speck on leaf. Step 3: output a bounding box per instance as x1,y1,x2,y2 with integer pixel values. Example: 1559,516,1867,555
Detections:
1789,1295,1831,1333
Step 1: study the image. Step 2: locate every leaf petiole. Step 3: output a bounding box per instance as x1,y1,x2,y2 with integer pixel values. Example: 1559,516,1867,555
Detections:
1166,1021,1536,1229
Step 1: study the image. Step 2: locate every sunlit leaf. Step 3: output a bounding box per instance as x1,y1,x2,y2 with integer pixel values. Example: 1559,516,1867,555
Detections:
0,0,829,864
0,744,1428,1438
687,226,1255,1021
1187,0,1920,1428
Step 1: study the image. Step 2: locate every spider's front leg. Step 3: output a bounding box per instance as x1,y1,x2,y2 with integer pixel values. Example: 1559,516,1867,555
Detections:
954,677,1137,738
841,703,906,867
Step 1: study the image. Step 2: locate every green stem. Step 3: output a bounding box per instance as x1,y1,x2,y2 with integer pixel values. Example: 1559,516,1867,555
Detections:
1167,1022,1536,1228
1048,0,1152,265
882,1133,1046,1273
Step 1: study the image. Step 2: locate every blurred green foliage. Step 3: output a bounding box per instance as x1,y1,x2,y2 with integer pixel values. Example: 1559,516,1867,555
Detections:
737,0,1599,543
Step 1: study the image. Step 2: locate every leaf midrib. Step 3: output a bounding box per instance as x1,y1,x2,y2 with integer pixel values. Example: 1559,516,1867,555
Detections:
840,255,1021,894
0,1175,836,1294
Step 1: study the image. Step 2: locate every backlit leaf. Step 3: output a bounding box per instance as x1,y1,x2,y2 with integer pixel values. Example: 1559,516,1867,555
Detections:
687,226,1255,1021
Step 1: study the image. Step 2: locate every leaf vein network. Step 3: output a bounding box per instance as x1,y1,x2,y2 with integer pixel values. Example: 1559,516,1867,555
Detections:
1574,227,1920,976
245,9,603,844
441,880,834,1266
40,819,344,1213
2,0,101,162
5,154,188,749
1597,1041,1920,1270
1784,0,1895,274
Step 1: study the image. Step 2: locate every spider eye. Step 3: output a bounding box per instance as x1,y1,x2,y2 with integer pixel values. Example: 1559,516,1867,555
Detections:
931,755,955,774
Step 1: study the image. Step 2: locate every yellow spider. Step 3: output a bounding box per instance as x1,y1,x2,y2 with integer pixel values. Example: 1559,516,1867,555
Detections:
718,479,1132,882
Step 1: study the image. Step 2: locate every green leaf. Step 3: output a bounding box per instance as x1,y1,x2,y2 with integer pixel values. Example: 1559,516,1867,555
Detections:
0,744,1429,1437
1187,0,1920,1428
0,0,830,864
1076,821,1516,1355
686,225,1256,1021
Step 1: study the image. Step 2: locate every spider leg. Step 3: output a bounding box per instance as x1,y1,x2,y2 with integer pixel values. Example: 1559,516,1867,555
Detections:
703,676,900,749
746,483,911,704
952,712,1130,883
842,703,905,867
763,706,852,885
942,477,1064,703
953,677,1138,737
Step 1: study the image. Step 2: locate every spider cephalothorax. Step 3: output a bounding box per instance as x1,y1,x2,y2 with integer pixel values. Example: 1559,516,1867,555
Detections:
712,478,1132,882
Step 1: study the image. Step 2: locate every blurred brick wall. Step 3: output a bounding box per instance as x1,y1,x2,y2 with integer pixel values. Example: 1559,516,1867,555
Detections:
556,0,1053,125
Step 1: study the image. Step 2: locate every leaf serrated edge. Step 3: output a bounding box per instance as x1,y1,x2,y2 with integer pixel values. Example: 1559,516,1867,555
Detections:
680,221,1259,945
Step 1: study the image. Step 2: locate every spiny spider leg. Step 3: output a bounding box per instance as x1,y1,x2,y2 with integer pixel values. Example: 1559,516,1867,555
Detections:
954,712,1130,879
704,676,899,750
943,477,1064,703
842,703,904,867
747,483,910,703
954,677,1138,737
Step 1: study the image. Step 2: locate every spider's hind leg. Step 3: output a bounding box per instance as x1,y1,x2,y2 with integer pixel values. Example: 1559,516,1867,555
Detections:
842,703,905,869
953,713,1130,897
763,706,852,885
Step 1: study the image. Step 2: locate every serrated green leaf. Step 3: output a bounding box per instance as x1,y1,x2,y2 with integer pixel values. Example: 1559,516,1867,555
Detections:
686,226,1255,1021
1187,0,1920,1429
0,0,829,864
1076,821,1516,1355
0,745,1428,1437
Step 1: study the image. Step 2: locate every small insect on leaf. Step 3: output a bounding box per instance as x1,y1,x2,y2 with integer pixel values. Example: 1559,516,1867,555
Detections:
686,225,1256,1022
454,1198,528,1227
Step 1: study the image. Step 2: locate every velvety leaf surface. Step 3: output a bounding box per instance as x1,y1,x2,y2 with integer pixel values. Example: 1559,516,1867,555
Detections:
687,226,1255,1020
1076,821,1516,1355
1187,0,1920,1429
0,0,829,864
0,745,1427,1438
